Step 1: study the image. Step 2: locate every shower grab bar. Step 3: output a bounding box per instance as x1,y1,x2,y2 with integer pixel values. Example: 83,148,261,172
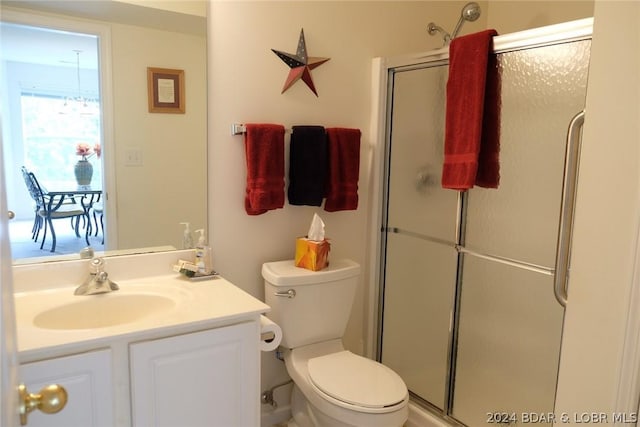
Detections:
554,110,585,307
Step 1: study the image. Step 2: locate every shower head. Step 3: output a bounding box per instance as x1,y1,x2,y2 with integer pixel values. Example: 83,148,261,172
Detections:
427,2,481,46
450,2,481,39
462,2,481,22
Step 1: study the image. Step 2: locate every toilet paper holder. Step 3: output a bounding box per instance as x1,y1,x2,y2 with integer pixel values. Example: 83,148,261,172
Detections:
259,315,283,352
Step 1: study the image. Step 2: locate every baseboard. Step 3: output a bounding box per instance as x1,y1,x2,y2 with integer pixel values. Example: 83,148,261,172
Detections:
261,404,291,427
406,402,454,427
261,399,455,427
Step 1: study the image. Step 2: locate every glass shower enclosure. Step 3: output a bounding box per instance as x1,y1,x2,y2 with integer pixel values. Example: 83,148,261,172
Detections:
377,20,592,426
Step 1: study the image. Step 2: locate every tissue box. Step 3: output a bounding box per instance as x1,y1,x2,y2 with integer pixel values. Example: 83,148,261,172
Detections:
295,237,330,271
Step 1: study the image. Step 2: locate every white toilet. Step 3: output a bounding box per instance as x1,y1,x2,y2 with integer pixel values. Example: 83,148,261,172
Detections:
263,259,409,427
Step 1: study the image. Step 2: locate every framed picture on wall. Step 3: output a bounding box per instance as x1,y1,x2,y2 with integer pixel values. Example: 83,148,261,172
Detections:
147,67,185,113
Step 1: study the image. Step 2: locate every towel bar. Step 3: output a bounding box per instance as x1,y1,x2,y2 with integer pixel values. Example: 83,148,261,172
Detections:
231,123,291,136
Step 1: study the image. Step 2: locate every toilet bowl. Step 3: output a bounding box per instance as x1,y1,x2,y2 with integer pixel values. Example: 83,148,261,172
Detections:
262,259,408,427
284,339,408,427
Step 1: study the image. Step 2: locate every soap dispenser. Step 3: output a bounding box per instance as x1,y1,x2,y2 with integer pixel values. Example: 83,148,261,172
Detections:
180,222,194,249
194,229,211,274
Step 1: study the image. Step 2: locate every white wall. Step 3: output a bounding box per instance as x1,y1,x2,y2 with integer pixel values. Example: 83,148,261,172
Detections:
206,1,483,418
555,0,640,420
116,0,206,17
486,1,593,34
207,0,608,422
110,22,207,249
208,0,464,348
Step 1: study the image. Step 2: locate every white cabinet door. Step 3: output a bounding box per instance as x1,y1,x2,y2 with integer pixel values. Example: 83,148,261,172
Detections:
20,349,114,427
130,321,259,427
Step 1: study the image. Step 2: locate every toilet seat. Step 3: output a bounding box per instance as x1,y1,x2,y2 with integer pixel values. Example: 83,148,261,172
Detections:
307,351,407,409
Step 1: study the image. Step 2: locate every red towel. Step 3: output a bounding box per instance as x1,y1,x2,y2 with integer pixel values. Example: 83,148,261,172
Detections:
244,124,285,215
442,29,501,190
324,128,361,212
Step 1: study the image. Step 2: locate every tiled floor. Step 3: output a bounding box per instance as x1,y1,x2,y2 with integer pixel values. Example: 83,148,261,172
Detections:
9,218,104,261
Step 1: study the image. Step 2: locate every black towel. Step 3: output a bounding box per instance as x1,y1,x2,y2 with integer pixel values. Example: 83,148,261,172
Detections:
288,126,327,206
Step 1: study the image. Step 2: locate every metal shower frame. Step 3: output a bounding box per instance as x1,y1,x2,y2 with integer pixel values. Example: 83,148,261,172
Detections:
368,17,594,423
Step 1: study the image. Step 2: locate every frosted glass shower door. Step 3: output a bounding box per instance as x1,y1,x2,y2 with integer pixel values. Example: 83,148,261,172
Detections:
452,39,591,426
463,40,592,267
380,62,457,410
379,35,591,425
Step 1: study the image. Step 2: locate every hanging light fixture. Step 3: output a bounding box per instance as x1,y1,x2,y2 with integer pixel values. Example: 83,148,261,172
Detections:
59,49,99,116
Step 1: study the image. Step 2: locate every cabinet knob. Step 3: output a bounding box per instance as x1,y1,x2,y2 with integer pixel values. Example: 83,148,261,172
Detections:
7,211,15,220
18,383,68,425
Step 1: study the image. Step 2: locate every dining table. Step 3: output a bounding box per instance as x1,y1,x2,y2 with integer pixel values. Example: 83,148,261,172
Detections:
41,181,102,251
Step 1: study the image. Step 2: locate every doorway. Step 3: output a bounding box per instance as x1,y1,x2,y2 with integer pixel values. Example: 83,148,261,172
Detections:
1,14,110,260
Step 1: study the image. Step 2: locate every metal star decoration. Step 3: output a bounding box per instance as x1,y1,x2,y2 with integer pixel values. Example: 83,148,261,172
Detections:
272,29,330,96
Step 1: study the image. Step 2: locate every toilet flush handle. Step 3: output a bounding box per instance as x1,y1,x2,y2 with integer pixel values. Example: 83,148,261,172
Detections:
274,289,296,298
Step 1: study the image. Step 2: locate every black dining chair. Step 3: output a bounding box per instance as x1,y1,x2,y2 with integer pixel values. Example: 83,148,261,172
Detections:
21,166,84,242
91,201,104,245
20,166,44,241
24,171,86,252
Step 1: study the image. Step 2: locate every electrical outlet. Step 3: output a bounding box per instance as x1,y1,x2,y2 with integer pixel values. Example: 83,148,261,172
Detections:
125,148,143,166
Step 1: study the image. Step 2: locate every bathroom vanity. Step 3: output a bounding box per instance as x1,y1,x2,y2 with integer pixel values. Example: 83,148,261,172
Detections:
13,251,269,427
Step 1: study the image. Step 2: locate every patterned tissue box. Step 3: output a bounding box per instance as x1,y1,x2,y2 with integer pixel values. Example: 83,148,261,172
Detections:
295,237,330,271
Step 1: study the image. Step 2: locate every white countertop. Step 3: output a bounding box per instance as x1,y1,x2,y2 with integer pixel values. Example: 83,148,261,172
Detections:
12,251,270,362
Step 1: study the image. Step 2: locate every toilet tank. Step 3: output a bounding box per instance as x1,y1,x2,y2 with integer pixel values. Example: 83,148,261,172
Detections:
262,259,360,349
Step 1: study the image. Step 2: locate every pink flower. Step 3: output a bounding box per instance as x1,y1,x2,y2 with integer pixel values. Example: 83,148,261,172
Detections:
76,143,101,160
76,143,91,156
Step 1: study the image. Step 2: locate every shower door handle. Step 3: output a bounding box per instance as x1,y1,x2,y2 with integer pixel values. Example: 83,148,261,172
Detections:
554,110,585,307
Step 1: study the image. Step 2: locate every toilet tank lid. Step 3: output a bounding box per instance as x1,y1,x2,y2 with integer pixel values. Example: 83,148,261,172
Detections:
262,259,360,286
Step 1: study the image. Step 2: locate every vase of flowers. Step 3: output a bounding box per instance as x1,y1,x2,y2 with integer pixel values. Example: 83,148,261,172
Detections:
74,143,101,186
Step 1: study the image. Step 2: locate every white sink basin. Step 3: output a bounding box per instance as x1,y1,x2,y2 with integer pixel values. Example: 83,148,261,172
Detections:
14,281,190,333
33,293,176,330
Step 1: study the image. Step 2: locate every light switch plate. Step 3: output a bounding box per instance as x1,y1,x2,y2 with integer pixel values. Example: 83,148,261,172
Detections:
125,148,143,166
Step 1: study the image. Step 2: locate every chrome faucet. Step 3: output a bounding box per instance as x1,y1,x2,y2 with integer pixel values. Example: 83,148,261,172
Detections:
74,256,119,296
79,247,95,260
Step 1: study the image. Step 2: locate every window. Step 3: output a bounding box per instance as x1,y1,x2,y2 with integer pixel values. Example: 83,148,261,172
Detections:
21,92,102,185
